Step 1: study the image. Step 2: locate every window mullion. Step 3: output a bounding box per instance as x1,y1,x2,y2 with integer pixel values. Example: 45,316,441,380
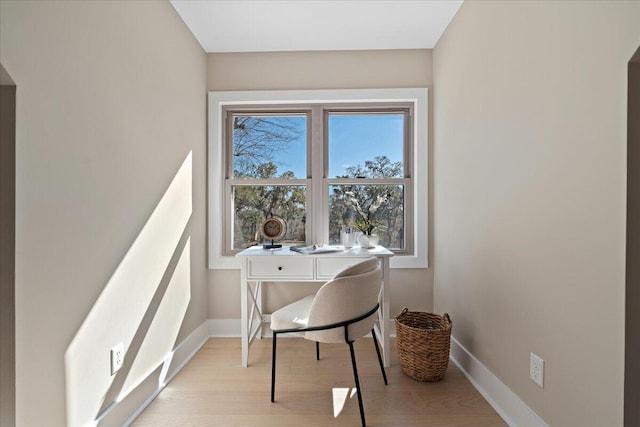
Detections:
226,178,306,186
326,178,409,185
309,105,324,245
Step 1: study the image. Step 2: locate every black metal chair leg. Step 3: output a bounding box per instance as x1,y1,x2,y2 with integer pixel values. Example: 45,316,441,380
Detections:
348,341,366,427
271,332,277,402
316,341,320,360
371,329,388,385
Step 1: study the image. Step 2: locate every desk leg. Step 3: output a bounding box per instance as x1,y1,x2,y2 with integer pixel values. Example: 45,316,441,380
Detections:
381,257,391,367
256,282,263,339
240,264,249,367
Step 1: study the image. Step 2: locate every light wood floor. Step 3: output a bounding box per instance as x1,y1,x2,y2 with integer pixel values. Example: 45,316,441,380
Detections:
132,338,506,427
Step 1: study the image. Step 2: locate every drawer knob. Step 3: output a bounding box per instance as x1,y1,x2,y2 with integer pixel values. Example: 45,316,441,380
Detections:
278,266,283,271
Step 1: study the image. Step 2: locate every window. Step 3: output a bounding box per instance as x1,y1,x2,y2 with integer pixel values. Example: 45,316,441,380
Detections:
225,112,308,249
209,89,428,269
326,111,411,251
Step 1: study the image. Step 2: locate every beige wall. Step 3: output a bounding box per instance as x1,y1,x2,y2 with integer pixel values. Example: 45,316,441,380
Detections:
207,50,434,320
433,1,639,426
0,1,207,425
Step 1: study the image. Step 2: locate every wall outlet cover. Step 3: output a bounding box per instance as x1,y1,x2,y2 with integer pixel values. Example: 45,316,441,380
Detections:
530,352,544,388
110,342,124,376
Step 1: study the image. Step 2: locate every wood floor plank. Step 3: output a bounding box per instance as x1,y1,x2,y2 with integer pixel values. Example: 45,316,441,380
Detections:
131,338,506,426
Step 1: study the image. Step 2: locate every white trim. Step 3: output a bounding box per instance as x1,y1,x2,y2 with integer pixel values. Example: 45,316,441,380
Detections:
449,337,549,427
101,320,549,427
207,88,429,270
109,321,209,426
157,321,210,386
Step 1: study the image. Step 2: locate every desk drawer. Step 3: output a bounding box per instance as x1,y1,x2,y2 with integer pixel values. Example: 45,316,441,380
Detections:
316,257,372,280
247,258,314,279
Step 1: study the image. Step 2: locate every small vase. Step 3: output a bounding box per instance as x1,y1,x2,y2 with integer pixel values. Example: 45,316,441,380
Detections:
341,229,357,249
358,233,379,249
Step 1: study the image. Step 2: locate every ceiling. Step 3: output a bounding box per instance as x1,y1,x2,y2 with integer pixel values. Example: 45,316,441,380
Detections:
170,1,463,53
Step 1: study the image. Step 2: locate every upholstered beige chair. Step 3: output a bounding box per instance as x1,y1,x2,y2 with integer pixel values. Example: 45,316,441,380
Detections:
270,257,387,427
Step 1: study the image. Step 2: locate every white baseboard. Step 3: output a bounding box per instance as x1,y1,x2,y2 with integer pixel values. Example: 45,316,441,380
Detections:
124,319,548,427
112,319,547,427
122,319,564,427
112,320,209,427
110,318,428,426
449,337,549,427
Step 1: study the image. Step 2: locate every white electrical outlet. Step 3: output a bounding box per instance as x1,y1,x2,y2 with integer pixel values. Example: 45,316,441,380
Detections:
110,343,124,376
530,352,544,388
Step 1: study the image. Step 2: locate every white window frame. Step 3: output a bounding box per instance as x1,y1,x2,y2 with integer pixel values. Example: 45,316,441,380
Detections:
208,88,428,269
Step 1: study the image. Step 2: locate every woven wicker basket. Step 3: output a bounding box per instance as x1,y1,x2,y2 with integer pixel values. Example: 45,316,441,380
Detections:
395,308,452,382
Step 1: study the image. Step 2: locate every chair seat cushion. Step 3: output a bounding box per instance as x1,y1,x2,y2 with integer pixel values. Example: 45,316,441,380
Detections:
270,294,314,336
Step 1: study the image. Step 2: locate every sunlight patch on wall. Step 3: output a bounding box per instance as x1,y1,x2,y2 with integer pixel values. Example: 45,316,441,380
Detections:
64,152,192,427
120,238,191,398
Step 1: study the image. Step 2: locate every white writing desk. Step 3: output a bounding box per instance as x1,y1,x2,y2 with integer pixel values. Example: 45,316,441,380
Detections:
236,245,394,368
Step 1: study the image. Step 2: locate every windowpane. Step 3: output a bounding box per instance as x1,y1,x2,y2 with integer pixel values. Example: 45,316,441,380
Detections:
328,184,405,250
328,113,404,179
232,115,307,178
231,185,306,249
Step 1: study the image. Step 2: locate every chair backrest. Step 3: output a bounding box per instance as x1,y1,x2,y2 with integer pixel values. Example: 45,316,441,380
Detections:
305,258,382,343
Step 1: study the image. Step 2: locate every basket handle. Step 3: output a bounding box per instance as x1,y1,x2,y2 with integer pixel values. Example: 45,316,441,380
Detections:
443,313,452,326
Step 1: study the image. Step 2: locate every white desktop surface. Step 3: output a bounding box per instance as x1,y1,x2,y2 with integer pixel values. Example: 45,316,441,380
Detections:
237,245,394,257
